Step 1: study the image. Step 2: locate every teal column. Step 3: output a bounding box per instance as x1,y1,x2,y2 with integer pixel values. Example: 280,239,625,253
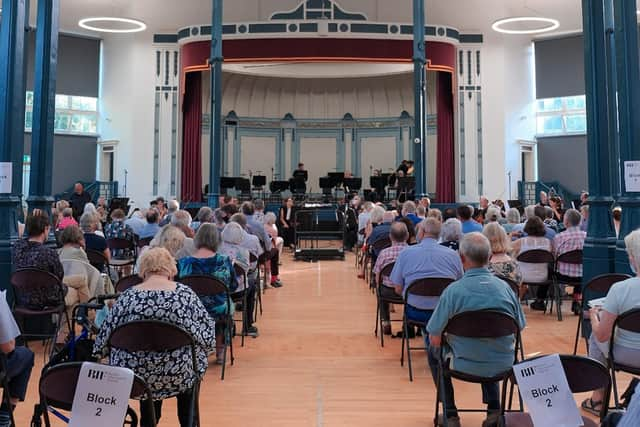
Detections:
613,0,640,273
207,0,223,208
0,0,28,296
27,0,60,215
412,0,427,198
582,0,617,283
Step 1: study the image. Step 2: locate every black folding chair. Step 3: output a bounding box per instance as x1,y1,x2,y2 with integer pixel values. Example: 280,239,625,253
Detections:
10,269,70,360
608,308,640,408
107,320,201,426
401,277,454,381
0,353,15,427
502,355,610,426
86,249,110,277
374,262,403,347
38,361,153,426
180,275,234,380
107,238,137,278
115,274,144,293
555,249,583,314
136,237,153,250
573,273,629,355
496,275,520,296
516,249,559,320
369,238,392,292
435,310,522,427
232,263,250,347
249,252,263,316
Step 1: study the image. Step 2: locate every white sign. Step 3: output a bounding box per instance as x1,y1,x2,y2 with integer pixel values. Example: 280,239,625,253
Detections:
513,354,583,427
0,162,11,194
69,362,134,427
624,161,640,192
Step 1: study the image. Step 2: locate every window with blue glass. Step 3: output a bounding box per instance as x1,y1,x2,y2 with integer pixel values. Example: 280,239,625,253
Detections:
536,95,586,136
25,92,98,135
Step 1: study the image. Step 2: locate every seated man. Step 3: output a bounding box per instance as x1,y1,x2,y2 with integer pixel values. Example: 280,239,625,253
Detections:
426,233,526,427
390,218,463,333
552,208,586,314
0,290,35,426
401,201,422,226
368,210,395,257
457,205,482,234
373,222,409,335
138,208,161,240
357,202,374,246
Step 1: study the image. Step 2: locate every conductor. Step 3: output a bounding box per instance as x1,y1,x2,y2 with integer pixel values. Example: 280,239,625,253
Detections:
291,162,308,195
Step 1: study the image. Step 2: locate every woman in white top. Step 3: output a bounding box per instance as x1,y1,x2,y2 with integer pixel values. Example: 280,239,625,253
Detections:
581,229,640,416
512,217,552,310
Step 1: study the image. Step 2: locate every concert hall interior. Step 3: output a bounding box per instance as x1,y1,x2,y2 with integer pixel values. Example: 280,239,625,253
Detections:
3,0,640,426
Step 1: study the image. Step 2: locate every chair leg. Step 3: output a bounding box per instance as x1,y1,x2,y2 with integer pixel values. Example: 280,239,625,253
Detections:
573,315,582,355
434,365,441,427
556,282,563,322
400,315,406,367
374,296,379,338
611,365,621,408
406,321,414,382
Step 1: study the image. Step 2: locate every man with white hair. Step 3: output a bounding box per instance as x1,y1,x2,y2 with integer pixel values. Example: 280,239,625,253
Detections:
367,209,394,257
427,233,526,427
401,201,422,226
390,218,463,332
124,208,146,236
357,202,374,245
160,199,180,226
479,196,490,211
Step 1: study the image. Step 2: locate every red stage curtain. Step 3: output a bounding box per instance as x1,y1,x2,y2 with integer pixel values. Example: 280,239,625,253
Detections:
181,72,203,203
436,71,455,203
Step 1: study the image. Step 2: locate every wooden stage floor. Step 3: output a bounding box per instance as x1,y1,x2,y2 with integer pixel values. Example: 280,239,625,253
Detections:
14,250,628,426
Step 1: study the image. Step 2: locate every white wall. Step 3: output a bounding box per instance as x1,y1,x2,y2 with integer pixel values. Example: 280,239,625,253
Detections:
99,33,157,210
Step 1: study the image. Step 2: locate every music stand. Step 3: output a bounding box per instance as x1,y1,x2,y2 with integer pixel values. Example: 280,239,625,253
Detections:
343,177,362,192
270,180,290,193
290,176,307,195
252,175,266,188
108,197,130,216
327,172,344,189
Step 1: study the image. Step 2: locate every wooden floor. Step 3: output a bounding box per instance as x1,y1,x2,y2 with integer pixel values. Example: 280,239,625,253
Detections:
14,250,629,426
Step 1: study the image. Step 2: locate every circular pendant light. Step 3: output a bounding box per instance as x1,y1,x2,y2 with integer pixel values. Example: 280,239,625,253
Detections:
79,17,147,33
492,17,560,35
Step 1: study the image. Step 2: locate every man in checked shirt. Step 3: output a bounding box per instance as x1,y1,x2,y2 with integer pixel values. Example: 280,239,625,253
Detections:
552,209,587,315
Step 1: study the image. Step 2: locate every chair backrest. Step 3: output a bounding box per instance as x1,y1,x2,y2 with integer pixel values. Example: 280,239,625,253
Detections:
107,237,135,252
39,361,152,412
556,249,583,265
372,237,392,252
115,274,143,293
614,308,640,334
249,253,258,264
10,268,65,308
560,355,610,394
584,273,630,295
108,320,195,353
234,264,246,278
86,249,107,269
380,262,395,278
516,249,555,264
179,275,229,298
137,237,153,248
406,277,454,298
443,310,519,339
496,275,519,295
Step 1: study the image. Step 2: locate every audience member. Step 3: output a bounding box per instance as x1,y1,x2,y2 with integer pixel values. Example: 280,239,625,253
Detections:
483,223,522,287
549,196,564,223
147,225,186,260
442,207,457,222
80,212,110,271
160,199,179,226
177,224,237,364
56,208,77,231
416,205,427,220
581,229,640,416
357,202,374,246
457,205,482,234
401,201,422,226
219,222,258,337
12,213,63,280
125,209,146,236
533,205,557,240
191,206,214,232
0,289,34,426
242,202,272,252
440,218,463,251
368,210,394,255
57,225,88,263
264,212,284,260
373,222,409,335
553,209,587,315
94,247,215,427
390,218,463,333
426,233,526,427
139,209,161,240
105,209,135,242
397,216,417,244
253,199,265,224
613,206,621,237
503,208,521,234
485,206,502,224
512,217,553,311
419,197,431,211
427,208,442,223
172,210,196,259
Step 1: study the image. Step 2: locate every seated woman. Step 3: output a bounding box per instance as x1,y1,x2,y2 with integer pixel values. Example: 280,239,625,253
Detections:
440,218,462,251
80,212,110,272
264,212,284,260
94,248,215,427
136,225,186,271
581,229,640,416
483,223,523,294
105,208,135,242
512,217,552,311
56,208,78,231
177,223,237,364
219,222,258,337
503,208,521,235
57,225,89,263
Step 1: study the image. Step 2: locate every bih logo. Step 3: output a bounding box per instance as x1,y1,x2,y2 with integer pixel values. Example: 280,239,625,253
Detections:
520,367,535,378
87,369,105,381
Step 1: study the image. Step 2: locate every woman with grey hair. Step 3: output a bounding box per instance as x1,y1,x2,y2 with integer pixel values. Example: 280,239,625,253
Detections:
440,218,463,251
580,229,640,415
503,208,521,234
177,223,236,364
190,206,214,232
264,211,284,259
80,212,110,271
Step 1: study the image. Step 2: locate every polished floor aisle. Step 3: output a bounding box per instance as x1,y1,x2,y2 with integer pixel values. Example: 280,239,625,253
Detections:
15,251,614,426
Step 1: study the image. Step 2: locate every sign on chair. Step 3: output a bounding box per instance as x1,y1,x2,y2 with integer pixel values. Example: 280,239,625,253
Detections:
69,362,134,427
513,354,583,427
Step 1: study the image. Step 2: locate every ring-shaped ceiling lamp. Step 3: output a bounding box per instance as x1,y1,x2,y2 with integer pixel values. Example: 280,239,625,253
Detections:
492,16,560,35
79,17,147,33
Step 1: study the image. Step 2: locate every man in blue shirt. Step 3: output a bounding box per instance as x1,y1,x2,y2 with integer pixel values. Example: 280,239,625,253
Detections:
390,218,463,328
401,201,423,226
457,205,482,234
426,233,526,427
138,209,161,239
368,210,394,257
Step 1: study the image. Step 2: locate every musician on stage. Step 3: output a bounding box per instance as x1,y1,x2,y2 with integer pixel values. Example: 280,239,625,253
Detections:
293,163,308,181
290,163,308,195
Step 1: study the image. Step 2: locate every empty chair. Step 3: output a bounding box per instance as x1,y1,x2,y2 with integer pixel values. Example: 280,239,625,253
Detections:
608,309,640,407
375,262,403,347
